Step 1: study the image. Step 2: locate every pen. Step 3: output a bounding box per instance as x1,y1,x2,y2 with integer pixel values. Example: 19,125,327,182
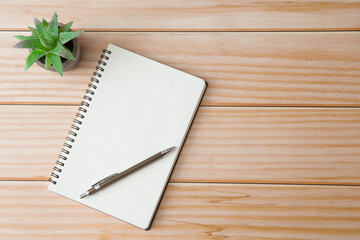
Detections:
80,146,175,198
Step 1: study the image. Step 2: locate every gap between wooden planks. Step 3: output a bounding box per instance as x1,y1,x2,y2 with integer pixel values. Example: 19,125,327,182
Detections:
0,181,359,240
1,32,360,106
0,105,359,185
1,0,360,31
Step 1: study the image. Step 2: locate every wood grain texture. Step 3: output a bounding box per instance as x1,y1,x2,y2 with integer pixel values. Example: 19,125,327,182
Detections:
1,181,360,240
1,1,359,239
1,0,360,31
3,32,360,106
1,106,359,185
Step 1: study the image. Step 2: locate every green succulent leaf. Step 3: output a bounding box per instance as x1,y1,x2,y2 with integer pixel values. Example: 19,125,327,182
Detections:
59,31,83,44
47,53,63,76
42,18,49,27
25,49,47,71
34,17,47,35
51,42,75,60
28,26,38,37
13,39,47,51
39,35,54,49
59,21,73,33
47,13,58,40
14,35,38,41
15,13,81,76
45,55,51,70
42,30,55,42
61,45,75,60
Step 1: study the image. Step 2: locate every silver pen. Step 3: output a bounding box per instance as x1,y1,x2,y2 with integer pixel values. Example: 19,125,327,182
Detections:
80,146,175,198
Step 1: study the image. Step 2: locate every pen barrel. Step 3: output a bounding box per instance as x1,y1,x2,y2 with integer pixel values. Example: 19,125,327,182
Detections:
99,152,164,188
88,187,97,195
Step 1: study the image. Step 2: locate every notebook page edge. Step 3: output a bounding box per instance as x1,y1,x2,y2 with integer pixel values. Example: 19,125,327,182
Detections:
145,81,207,229
107,43,206,87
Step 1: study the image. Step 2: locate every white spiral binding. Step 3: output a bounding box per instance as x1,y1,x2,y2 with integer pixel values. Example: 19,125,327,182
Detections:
49,49,112,184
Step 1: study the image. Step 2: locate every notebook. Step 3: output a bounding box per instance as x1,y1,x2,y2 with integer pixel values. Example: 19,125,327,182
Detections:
48,43,207,230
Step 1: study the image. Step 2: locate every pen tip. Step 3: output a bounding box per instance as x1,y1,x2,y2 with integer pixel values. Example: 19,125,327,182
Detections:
164,146,175,154
80,191,89,199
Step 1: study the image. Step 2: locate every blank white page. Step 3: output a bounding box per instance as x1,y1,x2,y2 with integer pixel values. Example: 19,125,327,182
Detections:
48,43,206,229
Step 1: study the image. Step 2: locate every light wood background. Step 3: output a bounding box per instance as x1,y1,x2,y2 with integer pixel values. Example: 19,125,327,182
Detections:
0,1,359,239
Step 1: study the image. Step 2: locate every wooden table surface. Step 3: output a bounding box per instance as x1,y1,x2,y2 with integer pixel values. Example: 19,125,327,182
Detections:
1,1,360,239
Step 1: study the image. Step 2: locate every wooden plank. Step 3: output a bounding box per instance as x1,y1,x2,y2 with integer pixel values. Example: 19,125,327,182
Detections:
1,106,360,185
0,106,75,180
3,32,360,106
1,0,360,31
0,181,359,239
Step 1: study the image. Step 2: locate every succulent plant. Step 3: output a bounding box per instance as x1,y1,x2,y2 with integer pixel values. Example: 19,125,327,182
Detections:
13,13,84,76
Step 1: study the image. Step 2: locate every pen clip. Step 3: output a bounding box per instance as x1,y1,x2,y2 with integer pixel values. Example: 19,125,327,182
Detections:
92,173,118,187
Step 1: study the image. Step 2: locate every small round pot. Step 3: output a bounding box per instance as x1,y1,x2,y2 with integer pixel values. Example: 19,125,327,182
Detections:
29,24,81,73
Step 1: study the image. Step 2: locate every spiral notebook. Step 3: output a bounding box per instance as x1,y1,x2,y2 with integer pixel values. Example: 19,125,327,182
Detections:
48,44,206,230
